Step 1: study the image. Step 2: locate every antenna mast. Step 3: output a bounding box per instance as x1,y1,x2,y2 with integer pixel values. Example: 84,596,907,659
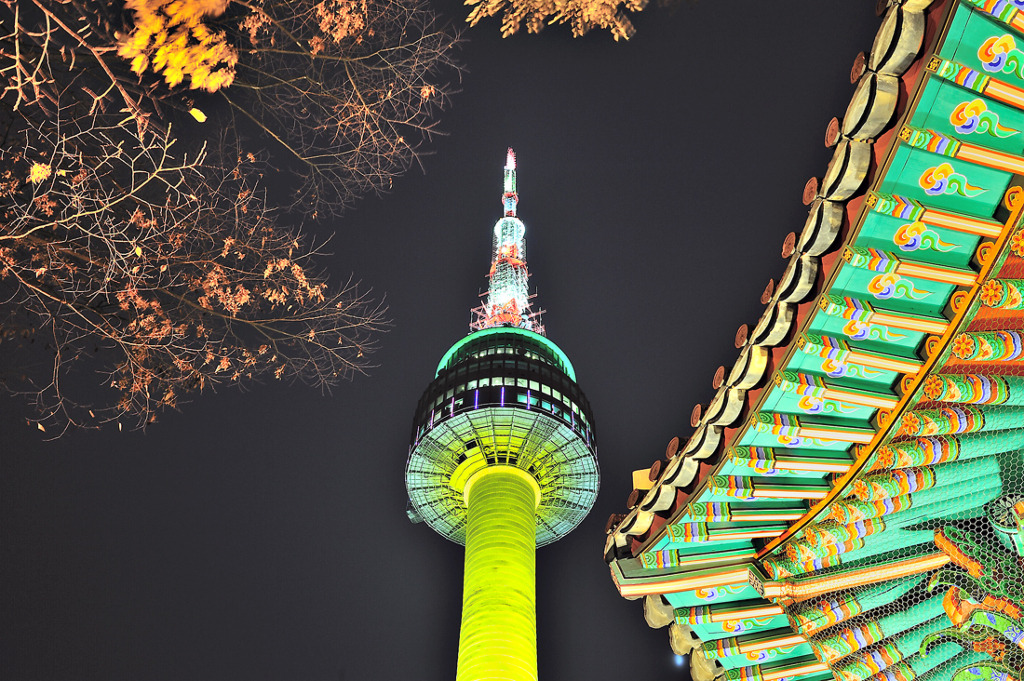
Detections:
471,148,545,336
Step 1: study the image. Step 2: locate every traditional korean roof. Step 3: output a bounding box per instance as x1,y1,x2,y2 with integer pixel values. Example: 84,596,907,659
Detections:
605,2,1024,681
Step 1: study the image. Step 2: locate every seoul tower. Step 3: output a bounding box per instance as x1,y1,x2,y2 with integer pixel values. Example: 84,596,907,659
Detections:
405,149,599,681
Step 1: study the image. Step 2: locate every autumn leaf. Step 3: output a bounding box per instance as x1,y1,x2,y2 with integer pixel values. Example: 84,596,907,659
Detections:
28,163,52,184
117,0,238,92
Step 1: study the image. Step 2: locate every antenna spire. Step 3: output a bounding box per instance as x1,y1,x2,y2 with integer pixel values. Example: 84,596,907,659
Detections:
503,148,517,217
471,148,545,336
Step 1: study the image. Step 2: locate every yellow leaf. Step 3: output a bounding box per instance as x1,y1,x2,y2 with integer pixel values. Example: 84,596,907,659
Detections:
135,245,143,256
27,162,51,184
131,54,148,75
37,423,45,432
189,107,207,123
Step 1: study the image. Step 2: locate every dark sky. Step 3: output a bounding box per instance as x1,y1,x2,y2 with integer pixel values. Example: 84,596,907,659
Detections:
3,4,882,681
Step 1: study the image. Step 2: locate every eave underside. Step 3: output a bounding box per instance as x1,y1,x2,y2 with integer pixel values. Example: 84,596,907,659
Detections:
607,3,1024,681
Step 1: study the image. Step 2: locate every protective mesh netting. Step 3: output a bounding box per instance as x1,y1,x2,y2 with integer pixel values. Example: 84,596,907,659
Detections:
763,380,1024,681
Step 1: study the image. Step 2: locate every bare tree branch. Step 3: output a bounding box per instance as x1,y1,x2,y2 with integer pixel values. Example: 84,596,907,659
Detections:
0,0,463,432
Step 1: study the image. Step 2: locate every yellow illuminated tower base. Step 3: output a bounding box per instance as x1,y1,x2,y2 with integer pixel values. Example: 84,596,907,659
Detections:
458,467,541,681
405,150,599,681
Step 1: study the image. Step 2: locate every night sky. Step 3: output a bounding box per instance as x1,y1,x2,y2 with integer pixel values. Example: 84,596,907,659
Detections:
3,4,882,681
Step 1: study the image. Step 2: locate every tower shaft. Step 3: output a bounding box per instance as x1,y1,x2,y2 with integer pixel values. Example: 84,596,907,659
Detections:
458,466,540,681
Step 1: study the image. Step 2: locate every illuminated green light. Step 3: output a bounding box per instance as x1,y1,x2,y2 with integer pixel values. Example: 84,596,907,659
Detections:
436,327,576,381
458,466,540,681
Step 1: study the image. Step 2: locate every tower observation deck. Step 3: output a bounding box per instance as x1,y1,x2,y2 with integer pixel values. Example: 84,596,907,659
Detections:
405,150,599,681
